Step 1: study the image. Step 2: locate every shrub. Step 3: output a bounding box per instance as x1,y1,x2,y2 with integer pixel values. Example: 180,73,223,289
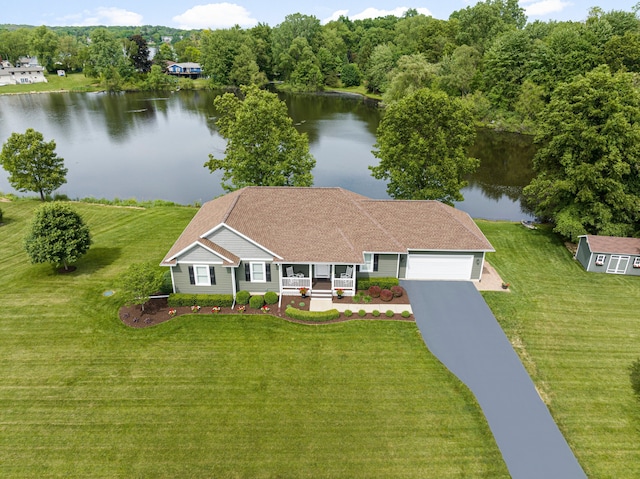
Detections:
168,293,233,307
159,270,173,294
372,309,381,317
363,295,372,303
344,309,353,317
285,307,340,321
380,289,393,301
235,290,250,305
385,310,395,317
401,310,411,318
358,309,367,317
368,285,381,297
630,358,640,396
357,277,399,290
264,291,279,304
249,294,265,309
391,285,404,298
352,292,363,303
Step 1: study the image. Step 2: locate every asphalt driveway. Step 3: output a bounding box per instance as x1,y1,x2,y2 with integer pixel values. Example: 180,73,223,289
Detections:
402,280,586,479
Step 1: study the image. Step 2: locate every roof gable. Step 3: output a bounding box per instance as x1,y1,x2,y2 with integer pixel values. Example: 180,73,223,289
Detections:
162,187,494,265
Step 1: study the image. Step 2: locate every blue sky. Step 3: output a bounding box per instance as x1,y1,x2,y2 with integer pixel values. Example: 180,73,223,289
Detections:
3,1,638,29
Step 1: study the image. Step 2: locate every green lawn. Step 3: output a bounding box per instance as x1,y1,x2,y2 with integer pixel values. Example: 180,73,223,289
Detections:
479,221,640,479
0,199,507,478
0,73,100,94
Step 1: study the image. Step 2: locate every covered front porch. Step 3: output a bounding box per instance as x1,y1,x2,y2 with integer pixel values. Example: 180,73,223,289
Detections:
280,263,356,297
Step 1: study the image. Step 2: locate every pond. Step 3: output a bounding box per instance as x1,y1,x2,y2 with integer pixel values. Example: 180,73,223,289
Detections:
0,90,536,220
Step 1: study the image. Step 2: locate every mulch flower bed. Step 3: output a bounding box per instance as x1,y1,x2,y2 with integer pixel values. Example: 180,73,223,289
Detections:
119,293,414,329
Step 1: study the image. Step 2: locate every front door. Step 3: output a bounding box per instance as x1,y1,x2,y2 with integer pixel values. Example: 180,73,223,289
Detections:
314,264,330,278
607,255,630,274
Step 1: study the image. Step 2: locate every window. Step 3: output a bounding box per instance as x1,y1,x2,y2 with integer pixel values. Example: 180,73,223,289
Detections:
634,257,640,268
361,253,374,272
595,255,606,266
249,262,266,282
194,265,211,286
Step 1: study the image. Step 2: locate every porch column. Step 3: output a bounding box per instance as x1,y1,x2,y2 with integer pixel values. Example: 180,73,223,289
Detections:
231,267,237,308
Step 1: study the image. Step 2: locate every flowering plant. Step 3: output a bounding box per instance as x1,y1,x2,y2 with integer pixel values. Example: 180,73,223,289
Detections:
191,305,201,313
168,308,177,317
260,305,270,313
336,288,344,297
211,306,221,313
299,287,308,296
237,305,246,313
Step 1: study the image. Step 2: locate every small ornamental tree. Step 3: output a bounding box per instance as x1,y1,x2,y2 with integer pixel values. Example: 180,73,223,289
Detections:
0,129,68,201
118,262,165,312
24,202,91,271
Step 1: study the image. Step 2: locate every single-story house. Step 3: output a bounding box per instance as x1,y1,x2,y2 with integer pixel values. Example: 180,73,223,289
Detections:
575,235,640,276
160,187,495,300
166,62,202,78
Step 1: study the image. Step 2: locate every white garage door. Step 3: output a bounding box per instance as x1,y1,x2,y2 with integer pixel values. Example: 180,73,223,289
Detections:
406,254,474,280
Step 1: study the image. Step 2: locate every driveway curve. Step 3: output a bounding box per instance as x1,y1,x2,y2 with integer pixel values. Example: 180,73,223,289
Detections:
402,280,586,479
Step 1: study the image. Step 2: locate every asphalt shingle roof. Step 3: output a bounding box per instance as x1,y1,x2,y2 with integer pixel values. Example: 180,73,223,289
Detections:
584,235,640,255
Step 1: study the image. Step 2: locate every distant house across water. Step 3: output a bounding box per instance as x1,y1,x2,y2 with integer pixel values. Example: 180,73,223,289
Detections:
0,57,47,86
166,61,202,79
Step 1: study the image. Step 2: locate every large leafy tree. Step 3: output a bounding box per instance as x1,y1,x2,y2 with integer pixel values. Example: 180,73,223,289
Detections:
523,65,640,239
205,85,316,191
29,26,59,72
200,27,246,86
126,34,152,73
24,203,91,271
370,88,478,204
0,128,67,201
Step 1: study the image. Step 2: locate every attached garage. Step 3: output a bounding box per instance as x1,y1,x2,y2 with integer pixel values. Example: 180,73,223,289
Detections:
406,254,474,280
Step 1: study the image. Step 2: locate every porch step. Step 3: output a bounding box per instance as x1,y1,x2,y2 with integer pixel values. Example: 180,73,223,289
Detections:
311,289,333,299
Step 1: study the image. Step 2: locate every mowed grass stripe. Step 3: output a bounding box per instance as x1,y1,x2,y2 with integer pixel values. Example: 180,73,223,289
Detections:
479,221,640,478
0,200,508,478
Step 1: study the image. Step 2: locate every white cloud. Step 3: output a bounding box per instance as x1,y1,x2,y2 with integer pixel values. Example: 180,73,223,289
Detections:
324,6,433,24
59,7,144,26
173,3,258,29
521,0,572,17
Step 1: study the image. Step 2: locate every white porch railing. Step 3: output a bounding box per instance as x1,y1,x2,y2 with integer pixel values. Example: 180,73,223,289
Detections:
282,277,312,289
333,278,355,290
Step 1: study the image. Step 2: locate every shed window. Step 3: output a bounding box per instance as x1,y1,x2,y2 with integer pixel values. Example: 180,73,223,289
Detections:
595,255,606,266
634,257,640,268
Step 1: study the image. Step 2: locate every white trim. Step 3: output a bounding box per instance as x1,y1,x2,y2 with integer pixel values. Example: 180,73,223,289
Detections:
250,261,267,282
194,264,212,286
170,266,176,294
594,254,606,267
201,223,283,260
168,241,229,263
634,257,640,268
606,255,630,274
478,253,486,281
231,267,237,307
361,253,374,272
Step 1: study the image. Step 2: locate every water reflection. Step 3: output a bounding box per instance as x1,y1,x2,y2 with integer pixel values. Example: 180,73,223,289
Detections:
0,91,537,220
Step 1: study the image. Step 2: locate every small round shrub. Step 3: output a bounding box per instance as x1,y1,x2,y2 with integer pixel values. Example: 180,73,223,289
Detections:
630,358,640,396
391,285,404,298
358,309,366,317
299,302,306,307
264,291,279,304
372,309,381,317
352,292,363,303
385,310,394,318
236,290,251,305
363,295,372,303
249,294,265,309
344,309,353,317
401,310,411,318
380,289,393,301
368,285,381,298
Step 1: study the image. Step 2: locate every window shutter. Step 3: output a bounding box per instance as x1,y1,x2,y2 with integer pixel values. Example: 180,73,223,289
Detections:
209,266,216,285
245,263,251,281
266,264,271,282
188,266,195,285
373,254,379,272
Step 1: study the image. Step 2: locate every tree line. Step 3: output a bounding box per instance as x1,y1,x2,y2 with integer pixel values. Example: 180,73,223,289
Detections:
2,0,640,238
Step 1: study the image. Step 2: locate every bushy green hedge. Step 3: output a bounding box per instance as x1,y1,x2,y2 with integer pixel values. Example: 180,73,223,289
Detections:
168,293,233,307
249,295,265,309
357,277,399,290
285,307,340,322
264,291,279,304
235,290,250,305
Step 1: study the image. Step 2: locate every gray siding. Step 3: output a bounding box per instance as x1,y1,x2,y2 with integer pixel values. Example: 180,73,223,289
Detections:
177,244,224,264
207,227,272,259
172,263,234,294
575,237,592,271
356,254,399,280
237,261,280,294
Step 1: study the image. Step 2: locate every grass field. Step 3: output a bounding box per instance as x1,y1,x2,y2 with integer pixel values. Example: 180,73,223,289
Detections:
479,221,640,479
0,73,101,94
0,199,508,478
